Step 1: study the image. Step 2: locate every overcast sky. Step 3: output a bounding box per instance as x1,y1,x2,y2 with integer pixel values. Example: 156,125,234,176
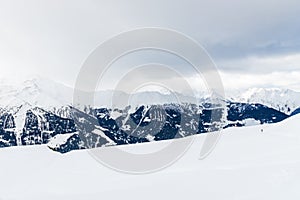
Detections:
0,0,300,92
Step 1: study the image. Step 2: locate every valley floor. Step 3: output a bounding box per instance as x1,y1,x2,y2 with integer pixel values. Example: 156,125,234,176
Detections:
1,115,300,200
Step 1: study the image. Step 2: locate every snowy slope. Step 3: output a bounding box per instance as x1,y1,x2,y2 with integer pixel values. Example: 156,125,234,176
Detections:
230,88,300,115
0,115,300,200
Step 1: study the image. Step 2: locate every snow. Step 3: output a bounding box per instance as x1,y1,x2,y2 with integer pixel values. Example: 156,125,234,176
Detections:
47,133,77,148
110,110,123,119
231,87,300,115
143,116,151,122
1,77,300,114
93,126,116,145
0,76,73,109
0,115,300,199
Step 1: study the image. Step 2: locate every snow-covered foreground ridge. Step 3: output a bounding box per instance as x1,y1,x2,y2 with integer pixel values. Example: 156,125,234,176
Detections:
0,115,300,200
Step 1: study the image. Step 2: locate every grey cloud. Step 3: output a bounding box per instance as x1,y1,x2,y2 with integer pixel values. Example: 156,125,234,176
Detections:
0,0,300,86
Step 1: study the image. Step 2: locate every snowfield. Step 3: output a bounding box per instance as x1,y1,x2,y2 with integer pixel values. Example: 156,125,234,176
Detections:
0,115,300,200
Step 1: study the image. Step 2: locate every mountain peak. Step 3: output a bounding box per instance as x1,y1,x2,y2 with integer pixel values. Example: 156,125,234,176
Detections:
0,76,73,109
231,87,300,115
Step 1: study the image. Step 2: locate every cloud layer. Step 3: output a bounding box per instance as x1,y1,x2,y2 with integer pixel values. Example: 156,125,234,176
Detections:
0,0,299,92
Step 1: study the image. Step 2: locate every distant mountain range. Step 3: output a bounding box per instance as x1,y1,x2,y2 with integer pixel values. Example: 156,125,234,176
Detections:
229,87,300,115
1,77,299,113
0,77,298,153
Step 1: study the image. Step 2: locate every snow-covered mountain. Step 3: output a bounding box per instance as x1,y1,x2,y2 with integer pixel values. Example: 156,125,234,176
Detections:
2,77,299,116
0,100,289,153
0,76,203,110
230,88,300,115
0,77,73,109
1,114,300,200
0,76,298,154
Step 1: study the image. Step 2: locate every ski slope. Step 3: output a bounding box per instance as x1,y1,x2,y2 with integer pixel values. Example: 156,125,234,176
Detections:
0,115,300,200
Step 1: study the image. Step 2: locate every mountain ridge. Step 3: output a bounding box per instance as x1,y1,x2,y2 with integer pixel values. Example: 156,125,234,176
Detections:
1,77,299,115
0,76,297,153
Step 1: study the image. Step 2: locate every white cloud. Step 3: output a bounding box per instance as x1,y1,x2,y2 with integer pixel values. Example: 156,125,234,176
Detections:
218,53,300,73
220,71,300,92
